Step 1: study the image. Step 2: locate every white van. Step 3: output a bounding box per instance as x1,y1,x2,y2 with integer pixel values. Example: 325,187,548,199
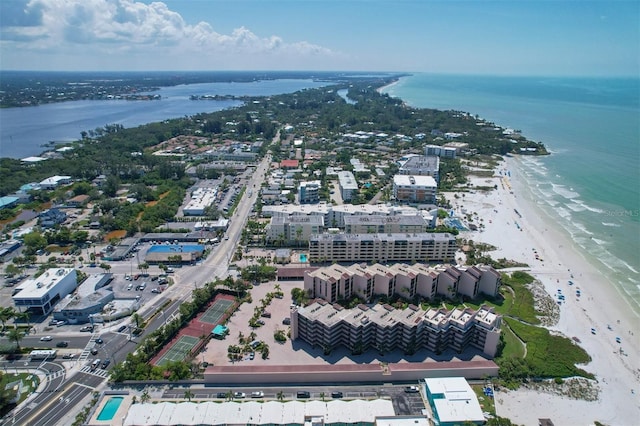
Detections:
91,359,101,370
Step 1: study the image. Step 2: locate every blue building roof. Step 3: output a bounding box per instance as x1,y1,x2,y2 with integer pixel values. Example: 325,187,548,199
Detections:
0,196,19,209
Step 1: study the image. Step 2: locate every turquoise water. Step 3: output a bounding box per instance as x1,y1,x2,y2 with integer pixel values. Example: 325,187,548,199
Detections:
384,74,640,313
300,253,308,262
97,396,123,421
147,244,204,254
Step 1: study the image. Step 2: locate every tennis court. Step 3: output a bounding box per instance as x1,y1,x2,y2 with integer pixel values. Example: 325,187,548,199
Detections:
199,298,234,325
155,335,200,366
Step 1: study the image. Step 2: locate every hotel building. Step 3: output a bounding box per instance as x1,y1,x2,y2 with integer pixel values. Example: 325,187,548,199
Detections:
308,232,457,264
303,263,501,303
291,300,502,357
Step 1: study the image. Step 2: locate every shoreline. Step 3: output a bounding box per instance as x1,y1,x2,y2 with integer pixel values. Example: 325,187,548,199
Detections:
448,155,640,425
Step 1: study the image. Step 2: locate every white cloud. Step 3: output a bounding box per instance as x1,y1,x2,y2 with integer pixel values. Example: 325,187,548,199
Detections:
2,0,336,64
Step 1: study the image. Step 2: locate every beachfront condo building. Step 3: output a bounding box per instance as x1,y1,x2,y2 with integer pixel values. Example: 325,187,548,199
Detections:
303,262,501,303
291,300,502,358
393,175,438,204
308,232,457,264
398,155,440,182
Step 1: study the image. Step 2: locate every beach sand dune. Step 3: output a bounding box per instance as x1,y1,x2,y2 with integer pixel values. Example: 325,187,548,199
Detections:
447,158,640,425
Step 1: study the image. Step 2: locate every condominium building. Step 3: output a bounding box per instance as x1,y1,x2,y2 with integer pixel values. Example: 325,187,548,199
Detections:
298,180,321,204
425,144,457,159
304,263,501,303
343,214,430,234
266,215,324,244
393,175,437,204
337,171,358,201
291,300,502,357
308,232,457,264
398,155,440,182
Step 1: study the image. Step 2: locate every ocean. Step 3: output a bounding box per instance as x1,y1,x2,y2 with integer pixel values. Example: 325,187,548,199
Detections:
0,79,329,159
383,74,640,314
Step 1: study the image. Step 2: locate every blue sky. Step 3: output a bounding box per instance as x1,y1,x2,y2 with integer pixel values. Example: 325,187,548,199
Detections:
1,0,638,76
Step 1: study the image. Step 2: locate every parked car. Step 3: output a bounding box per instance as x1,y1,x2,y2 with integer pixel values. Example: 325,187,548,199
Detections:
117,325,127,333
62,353,75,360
331,391,344,398
40,336,52,341
282,318,291,325
260,312,271,318
249,352,255,360
234,392,246,398
151,288,161,294
296,391,311,399
80,325,93,332
251,391,264,398
405,386,420,393
56,341,69,348
216,392,227,398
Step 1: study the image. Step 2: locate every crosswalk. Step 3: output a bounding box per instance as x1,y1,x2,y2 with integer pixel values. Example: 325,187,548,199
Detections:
79,365,109,378
47,370,65,381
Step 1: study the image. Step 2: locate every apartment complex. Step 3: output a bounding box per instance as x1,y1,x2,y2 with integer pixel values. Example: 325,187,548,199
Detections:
308,232,457,263
303,263,501,303
266,215,324,244
393,175,437,204
291,300,502,357
398,155,440,182
425,144,457,159
298,180,321,204
337,171,358,201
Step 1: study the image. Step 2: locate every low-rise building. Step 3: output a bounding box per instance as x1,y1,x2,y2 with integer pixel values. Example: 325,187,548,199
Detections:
53,274,114,324
38,208,67,228
393,175,437,204
39,175,72,190
424,377,485,425
292,301,502,358
308,232,457,264
425,144,457,159
12,268,77,316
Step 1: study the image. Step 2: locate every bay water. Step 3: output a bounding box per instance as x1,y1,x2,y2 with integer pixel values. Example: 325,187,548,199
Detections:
0,79,329,159
384,74,640,314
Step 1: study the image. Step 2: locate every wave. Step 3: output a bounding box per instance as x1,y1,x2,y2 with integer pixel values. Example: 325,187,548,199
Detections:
602,222,621,227
566,203,586,212
590,237,607,246
551,183,580,199
620,260,639,274
573,222,594,235
556,207,572,219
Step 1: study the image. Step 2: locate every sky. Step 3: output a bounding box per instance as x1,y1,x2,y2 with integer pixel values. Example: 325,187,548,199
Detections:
0,0,638,76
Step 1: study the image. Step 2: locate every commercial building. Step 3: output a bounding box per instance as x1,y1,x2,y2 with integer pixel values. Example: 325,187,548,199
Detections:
12,268,77,315
124,399,395,426
308,232,457,264
292,301,502,358
423,377,485,425
298,180,321,204
304,263,501,303
183,187,218,216
398,155,440,182
52,274,114,324
393,175,437,204
337,171,358,201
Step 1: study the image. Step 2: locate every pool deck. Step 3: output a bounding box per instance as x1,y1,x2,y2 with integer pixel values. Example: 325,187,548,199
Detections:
90,394,133,426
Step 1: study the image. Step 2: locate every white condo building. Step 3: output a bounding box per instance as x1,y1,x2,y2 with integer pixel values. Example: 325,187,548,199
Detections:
398,155,440,182
337,171,358,201
308,232,457,264
393,175,438,204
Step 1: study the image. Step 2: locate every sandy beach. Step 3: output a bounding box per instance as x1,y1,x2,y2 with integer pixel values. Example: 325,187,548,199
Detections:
447,156,640,425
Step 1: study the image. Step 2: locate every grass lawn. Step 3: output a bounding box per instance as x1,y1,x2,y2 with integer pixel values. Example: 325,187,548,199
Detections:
472,384,496,416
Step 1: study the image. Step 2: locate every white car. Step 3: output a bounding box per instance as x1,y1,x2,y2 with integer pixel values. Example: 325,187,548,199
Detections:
251,391,264,398
40,336,53,341
234,392,246,399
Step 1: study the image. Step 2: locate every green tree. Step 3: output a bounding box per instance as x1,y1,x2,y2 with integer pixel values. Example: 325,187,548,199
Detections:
140,389,150,403
184,389,194,402
0,307,16,332
7,328,24,349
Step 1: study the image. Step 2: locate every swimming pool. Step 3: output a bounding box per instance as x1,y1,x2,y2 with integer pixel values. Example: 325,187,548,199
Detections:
97,396,124,421
299,253,308,262
444,218,468,231
147,244,204,254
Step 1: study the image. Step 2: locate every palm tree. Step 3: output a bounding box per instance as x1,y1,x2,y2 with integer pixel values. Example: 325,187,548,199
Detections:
320,392,325,401
7,328,24,350
140,389,150,403
277,391,285,401
132,313,142,329
0,307,16,332
184,389,194,402
16,311,31,334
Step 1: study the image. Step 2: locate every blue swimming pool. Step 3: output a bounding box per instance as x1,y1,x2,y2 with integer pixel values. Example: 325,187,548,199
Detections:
97,396,123,421
444,218,468,231
147,244,204,254
300,253,308,262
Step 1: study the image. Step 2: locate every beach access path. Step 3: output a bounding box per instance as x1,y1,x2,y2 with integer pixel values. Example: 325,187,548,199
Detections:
447,157,639,425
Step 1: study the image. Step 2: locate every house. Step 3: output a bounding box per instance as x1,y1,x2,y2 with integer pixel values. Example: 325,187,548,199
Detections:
39,208,67,228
